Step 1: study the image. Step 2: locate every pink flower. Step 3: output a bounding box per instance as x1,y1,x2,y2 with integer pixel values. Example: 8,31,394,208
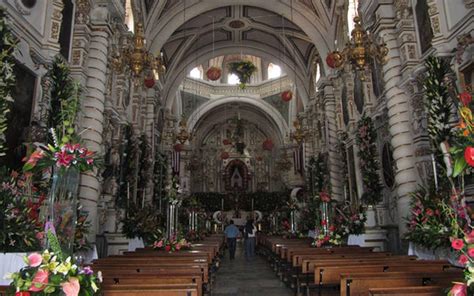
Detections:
27,253,42,267
35,232,44,240
458,254,468,266
29,269,48,292
329,225,336,232
320,191,331,203
165,245,171,252
451,239,464,250
25,149,44,167
466,231,474,244
55,150,74,167
425,208,433,216
154,240,163,248
61,277,80,296
468,248,474,257
175,243,181,251
449,283,467,296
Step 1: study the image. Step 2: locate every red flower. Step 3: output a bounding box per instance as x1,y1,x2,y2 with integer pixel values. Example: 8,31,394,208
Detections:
451,238,464,250
323,236,330,242
329,225,336,232
464,146,474,167
320,191,331,203
25,149,44,167
321,219,327,226
459,91,472,106
458,254,468,266
425,208,433,216
165,245,171,252
16,292,30,296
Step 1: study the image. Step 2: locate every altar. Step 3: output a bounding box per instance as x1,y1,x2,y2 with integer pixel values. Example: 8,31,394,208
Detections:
213,210,263,225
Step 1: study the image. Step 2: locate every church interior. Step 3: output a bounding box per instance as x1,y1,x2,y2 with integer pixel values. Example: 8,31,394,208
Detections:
0,0,473,295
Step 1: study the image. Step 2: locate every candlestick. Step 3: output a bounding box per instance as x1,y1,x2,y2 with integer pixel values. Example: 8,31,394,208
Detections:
431,154,438,190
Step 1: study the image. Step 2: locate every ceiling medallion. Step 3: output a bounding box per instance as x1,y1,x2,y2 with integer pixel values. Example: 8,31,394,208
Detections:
229,20,245,29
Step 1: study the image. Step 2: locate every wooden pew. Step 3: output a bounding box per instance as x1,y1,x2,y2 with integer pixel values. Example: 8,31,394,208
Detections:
340,271,464,296
101,283,198,296
314,261,455,290
0,286,9,296
368,286,445,296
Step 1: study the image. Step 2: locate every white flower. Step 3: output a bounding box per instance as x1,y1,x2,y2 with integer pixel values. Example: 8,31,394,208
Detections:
97,271,103,283
3,273,12,280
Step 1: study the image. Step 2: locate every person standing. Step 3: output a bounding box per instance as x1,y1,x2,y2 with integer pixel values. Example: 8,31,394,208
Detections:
224,220,239,260
244,219,257,261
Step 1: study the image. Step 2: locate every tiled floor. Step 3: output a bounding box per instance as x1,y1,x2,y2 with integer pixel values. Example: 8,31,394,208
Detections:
212,242,293,296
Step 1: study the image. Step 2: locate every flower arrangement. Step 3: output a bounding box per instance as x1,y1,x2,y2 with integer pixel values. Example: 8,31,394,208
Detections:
312,229,343,248
7,229,101,296
121,202,163,245
227,61,257,89
404,186,452,250
73,205,92,252
166,176,182,205
184,230,203,242
333,203,367,236
153,234,191,252
356,115,383,205
23,140,96,173
0,170,45,252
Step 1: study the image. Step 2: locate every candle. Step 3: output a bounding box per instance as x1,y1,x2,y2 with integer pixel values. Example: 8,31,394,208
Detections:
431,154,438,190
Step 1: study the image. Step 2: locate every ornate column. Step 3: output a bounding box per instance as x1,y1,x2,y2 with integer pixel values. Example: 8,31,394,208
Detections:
320,78,344,201
69,0,91,84
363,0,419,236
78,6,112,241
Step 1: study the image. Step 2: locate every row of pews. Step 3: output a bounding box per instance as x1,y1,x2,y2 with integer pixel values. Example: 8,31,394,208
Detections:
258,235,463,296
90,234,224,296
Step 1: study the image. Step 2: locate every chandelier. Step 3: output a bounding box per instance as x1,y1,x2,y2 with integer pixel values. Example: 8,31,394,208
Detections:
111,23,166,82
326,16,388,72
291,119,307,145
175,118,190,145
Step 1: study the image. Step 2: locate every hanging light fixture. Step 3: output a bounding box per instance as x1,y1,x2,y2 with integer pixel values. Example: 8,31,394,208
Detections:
326,16,388,72
111,23,166,83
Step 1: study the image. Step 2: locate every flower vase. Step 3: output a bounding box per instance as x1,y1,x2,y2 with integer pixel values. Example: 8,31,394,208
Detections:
45,168,80,258
365,205,377,228
320,202,330,235
167,202,179,238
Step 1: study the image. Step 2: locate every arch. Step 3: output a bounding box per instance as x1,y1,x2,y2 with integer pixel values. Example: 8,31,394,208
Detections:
144,1,335,74
187,96,289,145
162,42,310,110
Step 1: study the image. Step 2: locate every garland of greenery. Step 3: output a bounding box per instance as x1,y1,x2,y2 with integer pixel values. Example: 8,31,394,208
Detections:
117,125,139,208
227,61,257,89
46,56,81,145
356,115,383,205
424,56,454,180
0,8,15,157
137,134,151,195
307,153,329,195
153,150,167,211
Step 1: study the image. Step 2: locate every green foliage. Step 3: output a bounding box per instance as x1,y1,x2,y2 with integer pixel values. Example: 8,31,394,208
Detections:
137,133,151,192
227,61,257,89
117,125,139,208
0,169,44,252
356,115,383,205
307,153,329,196
153,151,167,210
0,8,16,157
424,56,453,151
120,203,163,244
46,56,81,145
74,204,92,252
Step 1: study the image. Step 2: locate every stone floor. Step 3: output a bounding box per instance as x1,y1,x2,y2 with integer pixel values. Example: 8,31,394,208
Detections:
212,241,293,296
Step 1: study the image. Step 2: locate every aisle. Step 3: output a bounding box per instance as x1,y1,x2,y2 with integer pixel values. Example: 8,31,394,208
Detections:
212,241,292,296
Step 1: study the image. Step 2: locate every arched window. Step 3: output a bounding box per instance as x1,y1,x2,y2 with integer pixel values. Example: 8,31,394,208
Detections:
227,73,240,85
189,67,203,79
125,0,134,33
415,0,433,54
347,0,359,37
267,63,282,79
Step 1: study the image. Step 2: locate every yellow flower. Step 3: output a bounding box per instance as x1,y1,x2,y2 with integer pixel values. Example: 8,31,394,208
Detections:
460,107,473,123
55,257,72,275
46,261,59,272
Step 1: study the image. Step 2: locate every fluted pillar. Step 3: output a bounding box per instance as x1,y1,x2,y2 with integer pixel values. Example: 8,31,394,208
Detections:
78,8,111,241
320,78,344,200
368,2,419,235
